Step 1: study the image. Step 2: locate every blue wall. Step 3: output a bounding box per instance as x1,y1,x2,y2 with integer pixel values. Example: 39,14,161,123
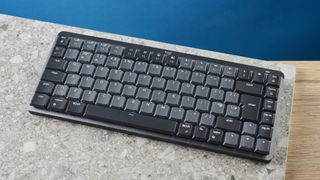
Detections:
1,0,320,60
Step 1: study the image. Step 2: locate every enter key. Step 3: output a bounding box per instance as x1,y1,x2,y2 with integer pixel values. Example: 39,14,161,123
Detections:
240,94,262,122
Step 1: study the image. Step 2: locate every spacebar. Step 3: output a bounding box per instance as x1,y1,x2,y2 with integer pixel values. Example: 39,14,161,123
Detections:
83,104,178,135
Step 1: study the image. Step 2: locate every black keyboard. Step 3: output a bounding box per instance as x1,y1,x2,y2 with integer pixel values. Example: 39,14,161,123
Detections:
29,31,283,162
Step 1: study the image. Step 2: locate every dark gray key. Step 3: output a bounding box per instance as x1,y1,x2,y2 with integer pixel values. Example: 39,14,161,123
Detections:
78,51,93,63
107,82,123,95
235,81,264,96
193,61,207,73
224,91,239,104
252,71,266,84
263,99,277,112
80,64,95,76
82,40,96,52
180,96,195,109
237,69,251,81
147,64,162,76
68,38,83,49
66,61,81,73
95,93,111,106
133,61,148,74
93,79,108,92
165,93,180,106
240,94,262,122
177,123,193,138
93,66,109,79
81,90,97,104
52,46,65,58
239,135,255,151
267,74,280,87
255,139,271,155
53,84,69,97
261,112,275,125
95,42,110,54
241,122,257,136
150,52,163,64
223,132,239,148
110,96,126,109
105,56,120,69
30,93,50,108
47,97,67,112
42,69,66,84
207,129,224,144
136,74,151,87
66,101,86,116
107,69,123,82
121,84,137,98
179,83,195,96
91,54,107,66
178,57,193,70
265,86,278,99
122,72,137,84
222,66,237,78
163,54,178,67
65,74,80,86
195,85,209,98
151,77,166,90
208,63,223,75
154,104,170,118
165,80,180,93
205,75,220,88
66,87,82,100
190,72,205,85
136,87,151,101
210,102,225,115
176,69,191,82
109,45,125,57
36,81,55,95
215,117,242,133
47,58,68,71
64,48,79,60
258,125,273,139
184,110,200,125
199,113,215,127
192,126,209,141
161,66,177,79
119,59,134,71
169,107,185,122
209,88,224,101
220,78,234,90
79,76,94,89
124,98,141,112
195,99,210,113
139,101,155,115
225,105,241,118
150,90,166,103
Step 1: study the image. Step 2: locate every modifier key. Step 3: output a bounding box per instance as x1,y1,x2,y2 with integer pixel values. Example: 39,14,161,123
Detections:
42,69,66,84
30,93,50,109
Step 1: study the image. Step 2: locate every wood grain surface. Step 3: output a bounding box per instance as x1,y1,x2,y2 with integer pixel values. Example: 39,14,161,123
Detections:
279,61,320,180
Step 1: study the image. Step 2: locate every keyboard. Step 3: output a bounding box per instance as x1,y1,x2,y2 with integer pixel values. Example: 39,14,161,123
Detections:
29,31,283,162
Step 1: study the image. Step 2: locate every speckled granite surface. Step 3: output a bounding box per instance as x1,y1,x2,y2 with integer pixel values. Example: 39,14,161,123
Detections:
0,14,295,180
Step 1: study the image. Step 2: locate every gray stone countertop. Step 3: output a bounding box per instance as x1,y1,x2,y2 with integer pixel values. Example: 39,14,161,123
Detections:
0,14,295,180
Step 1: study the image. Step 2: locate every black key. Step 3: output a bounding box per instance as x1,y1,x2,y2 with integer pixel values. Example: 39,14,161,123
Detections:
165,93,180,106
81,90,97,104
64,48,79,60
263,99,277,112
178,57,193,70
258,125,273,139
56,35,69,47
107,82,123,95
205,75,220,88
65,74,81,86
265,86,278,99
79,76,94,89
150,52,164,64
139,101,155,115
225,105,241,118
107,69,123,82
150,90,166,103
95,42,110,54
176,69,191,82
222,66,237,78
53,84,69,97
193,61,207,73
123,48,137,59
93,79,108,92
119,59,134,71
261,112,274,125
239,135,255,151
124,98,140,112
42,69,66,84
95,93,112,106
147,64,162,76
154,104,170,118
242,122,257,136
194,86,209,99
240,94,262,122
267,74,280,87
180,96,195,109
207,129,224,144
47,58,68,71
66,87,83,100
177,123,193,138
110,96,126,110
93,66,109,79
69,38,83,49
165,80,180,93
223,132,239,148
122,72,137,85
252,71,266,84
162,66,177,79
235,81,264,96
192,126,208,141
91,54,107,66
52,46,66,58
30,93,50,108
121,84,137,98
136,87,151,101
136,74,151,87
133,61,148,74
164,55,178,67
137,50,151,62
190,72,205,85
82,40,96,52
169,107,185,122
237,69,251,81
66,62,81,73
208,63,223,75
255,139,270,155
209,88,224,102
184,110,200,125
105,56,121,69
215,117,242,133
36,81,55,95
47,97,67,112
151,77,166,90
79,64,95,76
199,113,215,128
78,51,93,63
84,104,178,135
180,83,195,96
220,78,234,90
224,91,239,104
195,99,210,113
66,101,86,116
109,45,125,57
210,102,225,115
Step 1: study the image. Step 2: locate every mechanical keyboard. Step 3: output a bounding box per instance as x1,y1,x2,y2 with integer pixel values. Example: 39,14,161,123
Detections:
29,31,284,162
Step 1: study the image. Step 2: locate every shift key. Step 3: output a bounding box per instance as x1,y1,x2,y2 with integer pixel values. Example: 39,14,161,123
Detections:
42,69,66,83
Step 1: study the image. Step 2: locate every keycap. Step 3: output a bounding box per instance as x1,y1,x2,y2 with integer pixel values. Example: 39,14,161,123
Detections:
64,48,79,60
150,90,166,103
65,74,80,86
69,38,83,49
180,96,195,109
42,69,66,84
82,40,96,51
208,63,223,75
133,61,148,74
95,42,110,54
120,59,134,71
178,57,193,70
47,58,68,71
258,125,273,139
237,69,251,81
205,75,220,88
53,84,69,97
123,48,137,59
78,51,93,63
66,101,86,116
223,132,239,148
52,46,65,58
81,90,97,104
165,93,180,106
121,84,137,98
136,74,151,87
154,104,170,118
235,81,264,96
240,94,262,122
207,129,224,144
147,64,162,76
66,87,82,100
109,45,125,57
265,86,278,99
193,61,207,73
31,93,50,108
194,86,209,99
169,107,185,122
220,78,234,90
267,74,280,87
192,126,208,141
165,80,180,93
84,104,178,135
80,64,95,76
164,55,178,67
215,117,242,133
79,76,94,89
242,122,257,136
151,77,166,90
66,62,81,73
122,72,137,84
176,69,191,82
190,72,205,85
107,69,123,82
137,50,151,62
184,110,200,125
93,79,108,92
261,112,274,125
107,82,123,95
225,105,241,118
180,83,195,96
209,88,224,101
136,87,151,101
252,71,266,84
162,66,177,79
222,66,237,78
210,102,225,115
105,56,121,69
47,97,67,112
124,98,140,112
263,99,277,112
254,139,270,155
92,54,107,66
95,93,111,106
150,52,164,64
177,123,193,138
195,99,210,113
139,101,155,115
224,91,239,104
56,35,69,47
110,96,126,110
36,81,55,95
239,135,255,151
199,113,215,127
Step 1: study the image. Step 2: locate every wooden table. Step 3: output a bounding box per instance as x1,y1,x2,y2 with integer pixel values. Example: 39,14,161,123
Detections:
280,62,320,180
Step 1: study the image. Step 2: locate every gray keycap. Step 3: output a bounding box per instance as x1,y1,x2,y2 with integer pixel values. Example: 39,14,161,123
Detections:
121,84,137,98
91,54,107,66
93,79,108,92
80,64,95,76
242,122,258,136
178,57,193,70
119,59,134,71
93,66,109,79
66,61,81,73
64,49,79,60
67,87,83,100
147,64,162,76
209,88,224,101
109,45,125,57
239,135,255,151
78,51,93,63
254,139,270,155
193,61,207,73
162,66,176,79
139,101,155,115
154,104,170,118
110,95,126,110
151,77,166,90
133,61,148,74
180,96,195,109
225,105,241,118
124,98,140,112
180,83,195,96
176,69,191,82
210,102,225,115
195,85,209,98
95,93,111,106
53,85,69,97
151,90,166,103
222,66,238,78
224,91,239,104
79,76,94,89
107,69,123,82
223,132,239,148
169,107,185,122
220,78,234,90
81,90,97,104
122,72,137,85
205,75,220,88
165,93,180,106
136,74,151,87
136,87,151,101
165,80,181,93
258,125,273,140
65,74,80,87
195,99,210,113
185,110,200,125
199,113,215,127
105,56,120,69
107,82,123,95
190,72,205,85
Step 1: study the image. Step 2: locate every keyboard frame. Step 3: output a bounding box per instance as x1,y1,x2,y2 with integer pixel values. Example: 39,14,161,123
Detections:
28,31,285,162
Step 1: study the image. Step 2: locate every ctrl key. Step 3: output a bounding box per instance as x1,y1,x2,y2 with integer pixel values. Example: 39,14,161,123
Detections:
30,93,50,108
254,139,271,155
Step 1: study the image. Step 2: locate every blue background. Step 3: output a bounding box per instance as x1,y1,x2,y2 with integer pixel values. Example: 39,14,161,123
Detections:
1,0,320,60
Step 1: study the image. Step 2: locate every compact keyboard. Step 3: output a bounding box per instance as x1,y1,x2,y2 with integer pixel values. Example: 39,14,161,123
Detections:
29,31,283,162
